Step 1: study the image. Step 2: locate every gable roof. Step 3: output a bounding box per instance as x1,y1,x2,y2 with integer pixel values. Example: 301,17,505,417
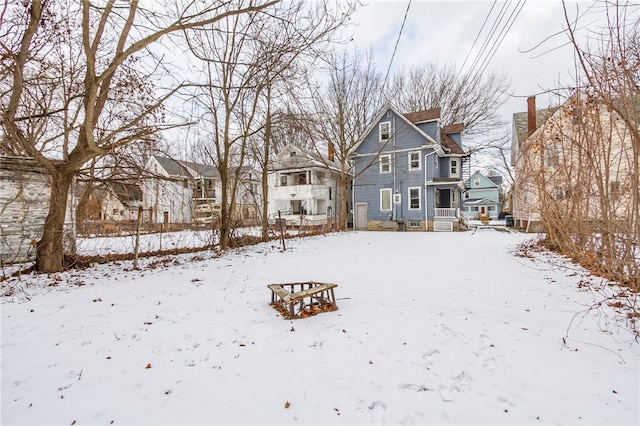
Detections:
270,144,339,172
441,123,464,134
109,182,142,207
403,107,441,124
512,104,560,149
441,134,465,155
487,175,503,186
350,104,442,156
466,171,500,188
152,155,193,178
152,155,220,179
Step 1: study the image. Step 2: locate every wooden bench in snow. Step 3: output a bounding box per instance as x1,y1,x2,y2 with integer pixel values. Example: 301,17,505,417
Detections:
267,281,338,319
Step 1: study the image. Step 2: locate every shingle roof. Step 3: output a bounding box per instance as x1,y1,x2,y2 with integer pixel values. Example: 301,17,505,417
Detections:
153,155,192,178
153,155,220,179
110,182,142,206
512,107,557,148
403,108,441,124
487,175,503,186
442,123,464,134
441,134,465,154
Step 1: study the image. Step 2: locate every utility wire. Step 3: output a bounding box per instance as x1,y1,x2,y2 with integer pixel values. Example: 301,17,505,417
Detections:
471,0,527,82
464,0,512,80
381,0,412,95
455,0,497,81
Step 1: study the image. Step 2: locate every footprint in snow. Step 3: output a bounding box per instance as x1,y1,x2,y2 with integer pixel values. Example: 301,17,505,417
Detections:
369,400,387,425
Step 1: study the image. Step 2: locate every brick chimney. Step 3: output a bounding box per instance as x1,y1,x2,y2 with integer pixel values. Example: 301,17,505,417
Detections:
328,143,334,162
527,96,536,136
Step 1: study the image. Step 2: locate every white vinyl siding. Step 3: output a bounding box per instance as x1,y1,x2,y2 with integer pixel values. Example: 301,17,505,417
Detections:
380,188,392,211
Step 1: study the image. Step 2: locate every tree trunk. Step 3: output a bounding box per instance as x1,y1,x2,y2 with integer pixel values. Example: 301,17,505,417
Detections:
36,167,74,273
338,174,348,231
261,105,272,241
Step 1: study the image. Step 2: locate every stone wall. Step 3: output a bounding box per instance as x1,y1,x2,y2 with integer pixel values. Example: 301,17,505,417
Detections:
0,157,76,265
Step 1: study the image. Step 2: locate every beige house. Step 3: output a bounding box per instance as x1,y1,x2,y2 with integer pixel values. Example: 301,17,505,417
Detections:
511,94,638,231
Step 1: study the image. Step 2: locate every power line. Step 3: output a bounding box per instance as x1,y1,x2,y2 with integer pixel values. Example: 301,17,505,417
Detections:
455,0,497,81
381,0,412,93
471,0,527,82
464,0,512,80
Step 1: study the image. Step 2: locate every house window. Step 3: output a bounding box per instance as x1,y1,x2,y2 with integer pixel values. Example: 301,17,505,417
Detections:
408,187,420,210
280,175,287,186
379,121,390,142
488,206,496,211
380,188,392,211
298,173,307,185
610,181,620,200
409,151,420,171
408,220,420,228
545,145,560,168
464,191,470,199
471,206,479,212
450,159,458,176
329,188,332,200
379,155,391,173
473,178,480,187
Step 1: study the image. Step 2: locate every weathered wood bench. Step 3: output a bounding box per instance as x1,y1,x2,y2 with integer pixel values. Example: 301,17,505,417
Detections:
267,281,338,319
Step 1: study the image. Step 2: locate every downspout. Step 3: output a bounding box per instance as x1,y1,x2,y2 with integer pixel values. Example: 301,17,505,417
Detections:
350,160,355,230
392,116,397,221
424,151,438,230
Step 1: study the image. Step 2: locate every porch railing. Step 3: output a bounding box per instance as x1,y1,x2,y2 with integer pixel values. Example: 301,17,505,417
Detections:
434,208,459,218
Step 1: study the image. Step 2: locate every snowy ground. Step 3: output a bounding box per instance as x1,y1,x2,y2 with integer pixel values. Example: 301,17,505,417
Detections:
1,229,638,425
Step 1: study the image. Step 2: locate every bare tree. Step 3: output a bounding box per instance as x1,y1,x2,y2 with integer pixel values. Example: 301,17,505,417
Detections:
310,47,384,230
387,62,512,136
517,1,639,289
1,0,279,272
185,1,356,245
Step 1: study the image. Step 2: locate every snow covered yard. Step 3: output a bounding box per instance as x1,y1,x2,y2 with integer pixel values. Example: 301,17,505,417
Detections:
1,229,638,425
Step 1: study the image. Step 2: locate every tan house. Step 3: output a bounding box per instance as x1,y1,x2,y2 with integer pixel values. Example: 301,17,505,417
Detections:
511,94,638,232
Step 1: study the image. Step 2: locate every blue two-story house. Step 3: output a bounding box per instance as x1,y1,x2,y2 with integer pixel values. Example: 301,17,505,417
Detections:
350,105,468,231
462,171,502,220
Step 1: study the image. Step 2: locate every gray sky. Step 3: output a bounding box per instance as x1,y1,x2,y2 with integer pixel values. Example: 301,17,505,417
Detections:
346,0,616,126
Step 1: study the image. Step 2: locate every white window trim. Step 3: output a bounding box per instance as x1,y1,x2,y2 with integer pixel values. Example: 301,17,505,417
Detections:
379,121,391,142
450,159,459,177
408,151,421,171
380,188,392,211
408,186,421,210
379,155,391,174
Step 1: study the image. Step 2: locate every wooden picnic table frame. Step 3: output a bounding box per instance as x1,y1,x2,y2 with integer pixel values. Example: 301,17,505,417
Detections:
267,281,338,319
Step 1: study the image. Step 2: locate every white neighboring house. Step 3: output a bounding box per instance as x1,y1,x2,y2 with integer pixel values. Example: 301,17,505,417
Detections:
143,155,214,224
0,156,76,264
142,155,261,225
100,182,144,222
267,145,343,228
